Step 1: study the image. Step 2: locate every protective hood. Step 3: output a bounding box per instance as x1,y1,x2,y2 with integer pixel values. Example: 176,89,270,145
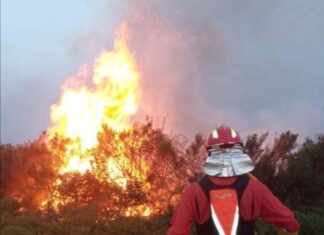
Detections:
203,149,255,177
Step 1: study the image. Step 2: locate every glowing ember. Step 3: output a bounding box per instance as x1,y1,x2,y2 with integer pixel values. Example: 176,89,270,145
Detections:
126,205,152,217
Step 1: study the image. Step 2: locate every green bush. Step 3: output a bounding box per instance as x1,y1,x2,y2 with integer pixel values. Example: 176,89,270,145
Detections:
296,201,324,235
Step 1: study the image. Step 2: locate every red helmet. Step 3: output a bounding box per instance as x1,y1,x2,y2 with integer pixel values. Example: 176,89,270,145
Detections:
206,125,243,150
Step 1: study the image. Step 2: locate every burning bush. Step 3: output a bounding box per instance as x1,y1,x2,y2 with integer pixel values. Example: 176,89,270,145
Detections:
0,135,59,210
1,120,200,218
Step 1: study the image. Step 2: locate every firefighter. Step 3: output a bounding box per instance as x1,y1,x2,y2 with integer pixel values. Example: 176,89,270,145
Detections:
167,125,300,235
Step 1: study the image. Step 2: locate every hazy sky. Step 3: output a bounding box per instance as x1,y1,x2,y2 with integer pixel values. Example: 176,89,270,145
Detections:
1,0,324,144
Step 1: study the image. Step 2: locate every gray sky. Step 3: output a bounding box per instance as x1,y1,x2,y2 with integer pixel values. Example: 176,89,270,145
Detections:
1,0,324,144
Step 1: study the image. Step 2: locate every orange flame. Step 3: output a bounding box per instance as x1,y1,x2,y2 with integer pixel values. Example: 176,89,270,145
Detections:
46,24,157,217
45,24,154,216
49,24,140,176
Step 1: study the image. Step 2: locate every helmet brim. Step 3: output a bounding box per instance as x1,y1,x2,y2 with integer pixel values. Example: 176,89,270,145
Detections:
203,150,255,177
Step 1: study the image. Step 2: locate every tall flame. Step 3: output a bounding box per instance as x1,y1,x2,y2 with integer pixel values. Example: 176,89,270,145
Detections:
49,24,139,175
51,24,138,148
47,24,155,217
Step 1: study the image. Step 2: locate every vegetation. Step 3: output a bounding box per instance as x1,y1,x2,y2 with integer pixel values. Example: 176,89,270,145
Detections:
1,122,324,234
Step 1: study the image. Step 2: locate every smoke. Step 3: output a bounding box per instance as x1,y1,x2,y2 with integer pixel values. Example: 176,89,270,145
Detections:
95,0,323,141
119,1,231,137
3,0,323,144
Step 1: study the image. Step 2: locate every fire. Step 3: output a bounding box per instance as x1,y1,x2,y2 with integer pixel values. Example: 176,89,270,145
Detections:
107,158,128,188
49,23,140,175
50,24,138,151
1,22,183,221
45,24,154,216
61,155,92,174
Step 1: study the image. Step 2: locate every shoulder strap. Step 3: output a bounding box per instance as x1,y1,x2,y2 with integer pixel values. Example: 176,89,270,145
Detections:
198,174,249,202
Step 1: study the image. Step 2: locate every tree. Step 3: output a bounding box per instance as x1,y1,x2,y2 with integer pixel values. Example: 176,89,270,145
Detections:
282,135,324,210
246,131,298,196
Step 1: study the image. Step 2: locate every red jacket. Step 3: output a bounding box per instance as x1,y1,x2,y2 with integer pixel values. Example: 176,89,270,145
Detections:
168,176,300,235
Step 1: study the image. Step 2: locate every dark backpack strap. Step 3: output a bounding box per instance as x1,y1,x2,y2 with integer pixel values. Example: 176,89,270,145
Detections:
232,174,249,202
198,174,249,202
198,175,218,200
195,192,219,235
